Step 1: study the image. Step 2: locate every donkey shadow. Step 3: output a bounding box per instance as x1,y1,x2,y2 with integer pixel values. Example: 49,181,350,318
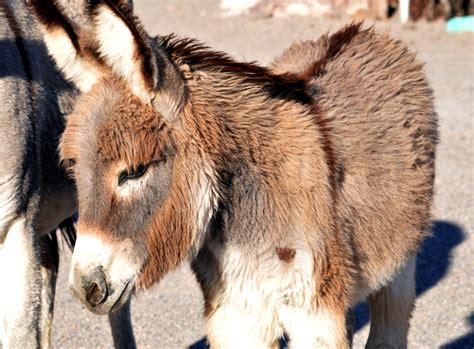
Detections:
352,220,466,333
189,220,466,349
439,312,474,349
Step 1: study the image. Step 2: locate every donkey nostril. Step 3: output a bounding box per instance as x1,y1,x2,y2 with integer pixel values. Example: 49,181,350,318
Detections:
83,267,108,307
86,282,105,307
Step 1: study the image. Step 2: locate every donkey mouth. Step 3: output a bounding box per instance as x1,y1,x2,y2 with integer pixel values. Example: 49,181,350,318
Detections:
109,278,135,313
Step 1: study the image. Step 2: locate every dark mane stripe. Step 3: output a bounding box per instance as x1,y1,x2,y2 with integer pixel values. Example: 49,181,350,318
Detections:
158,35,313,105
300,22,362,80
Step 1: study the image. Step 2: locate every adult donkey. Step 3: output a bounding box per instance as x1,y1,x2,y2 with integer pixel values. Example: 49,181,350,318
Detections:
31,0,437,347
0,0,135,348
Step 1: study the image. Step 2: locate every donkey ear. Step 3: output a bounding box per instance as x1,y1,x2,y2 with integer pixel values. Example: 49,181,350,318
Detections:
29,0,104,93
87,0,186,122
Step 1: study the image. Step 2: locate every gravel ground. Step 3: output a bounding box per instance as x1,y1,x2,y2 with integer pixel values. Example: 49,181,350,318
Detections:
45,1,474,348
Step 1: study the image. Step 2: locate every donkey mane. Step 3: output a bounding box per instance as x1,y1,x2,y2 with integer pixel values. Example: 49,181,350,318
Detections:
299,22,363,80
157,34,313,105
156,24,365,189
158,33,341,192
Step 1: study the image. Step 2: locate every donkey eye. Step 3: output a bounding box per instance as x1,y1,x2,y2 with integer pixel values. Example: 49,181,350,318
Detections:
118,164,149,186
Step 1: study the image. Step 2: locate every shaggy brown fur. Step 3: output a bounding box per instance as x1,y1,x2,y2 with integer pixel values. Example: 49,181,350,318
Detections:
32,0,437,347
299,22,362,80
271,26,437,284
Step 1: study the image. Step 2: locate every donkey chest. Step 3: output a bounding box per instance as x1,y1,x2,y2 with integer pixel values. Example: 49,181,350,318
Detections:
199,241,318,313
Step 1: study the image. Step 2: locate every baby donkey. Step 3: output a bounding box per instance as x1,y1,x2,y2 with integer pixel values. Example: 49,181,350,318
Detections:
31,0,437,348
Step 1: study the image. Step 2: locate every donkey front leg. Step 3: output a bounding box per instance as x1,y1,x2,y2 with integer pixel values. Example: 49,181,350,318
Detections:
366,256,416,349
279,306,349,349
0,216,42,349
205,304,280,349
38,233,60,349
108,298,136,349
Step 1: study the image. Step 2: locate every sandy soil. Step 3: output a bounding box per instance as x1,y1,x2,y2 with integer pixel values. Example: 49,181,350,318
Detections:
46,0,473,348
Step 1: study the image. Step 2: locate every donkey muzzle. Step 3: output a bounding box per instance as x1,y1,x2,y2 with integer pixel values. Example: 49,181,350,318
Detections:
70,263,134,315
70,266,110,311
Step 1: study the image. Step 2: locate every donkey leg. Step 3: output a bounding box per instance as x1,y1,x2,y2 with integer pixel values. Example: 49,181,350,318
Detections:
280,306,349,349
346,308,356,347
366,256,416,349
206,305,280,349
38,233,60,349
108,298,136,349
0,216,42,349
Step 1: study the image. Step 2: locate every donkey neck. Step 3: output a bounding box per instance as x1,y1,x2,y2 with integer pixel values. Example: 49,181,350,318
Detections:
190,74,335,249
161,34,335,214
159,36,337,251
186,69,315,171
184,66,335,225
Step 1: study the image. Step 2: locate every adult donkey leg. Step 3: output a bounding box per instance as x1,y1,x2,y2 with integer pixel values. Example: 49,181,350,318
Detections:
108,298,136,349
366,256,416,349
0,216,42,349
38,233,59,349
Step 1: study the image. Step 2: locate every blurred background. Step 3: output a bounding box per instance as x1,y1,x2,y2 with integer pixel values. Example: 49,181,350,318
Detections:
219,0,473,21
45,0,473,348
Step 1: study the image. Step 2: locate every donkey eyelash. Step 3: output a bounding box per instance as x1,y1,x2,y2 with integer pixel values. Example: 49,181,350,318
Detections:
118,164,149,186
117,158,167,187
61,159,77,176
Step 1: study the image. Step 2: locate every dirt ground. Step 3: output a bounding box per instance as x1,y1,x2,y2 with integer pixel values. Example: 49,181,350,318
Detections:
47,0,474,348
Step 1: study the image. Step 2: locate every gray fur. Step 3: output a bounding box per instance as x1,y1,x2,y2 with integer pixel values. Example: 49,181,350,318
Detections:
0,0,135,348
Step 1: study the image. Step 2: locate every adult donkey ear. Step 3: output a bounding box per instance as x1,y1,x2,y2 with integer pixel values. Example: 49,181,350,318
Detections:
29,0,105,93
86,0,186,123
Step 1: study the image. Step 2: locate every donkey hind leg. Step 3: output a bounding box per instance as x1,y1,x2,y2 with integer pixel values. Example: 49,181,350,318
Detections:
0,216,42,349
38,233,60,349
366,256,416,349
108,297,136,349
206,305,280,349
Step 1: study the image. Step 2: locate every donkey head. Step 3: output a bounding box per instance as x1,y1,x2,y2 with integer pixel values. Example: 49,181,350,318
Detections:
31,0,218,314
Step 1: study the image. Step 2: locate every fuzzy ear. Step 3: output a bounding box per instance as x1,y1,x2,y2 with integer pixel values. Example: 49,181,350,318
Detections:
87,0,186,122
29,0,104,93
